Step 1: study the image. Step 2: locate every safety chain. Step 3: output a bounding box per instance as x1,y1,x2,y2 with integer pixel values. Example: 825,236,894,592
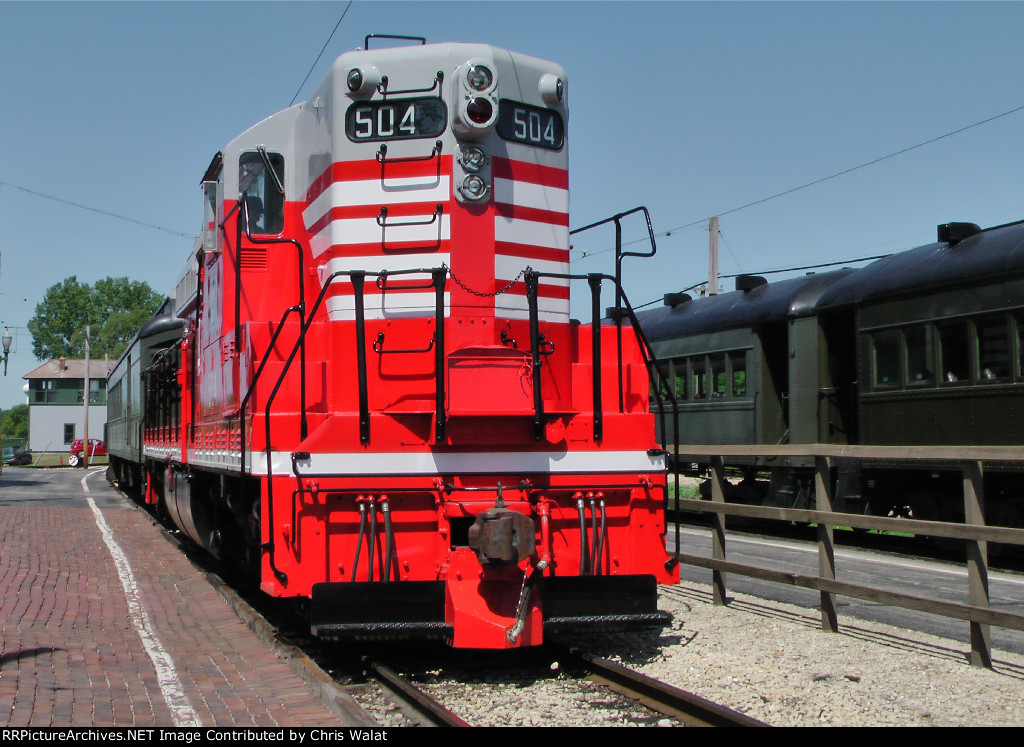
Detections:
444,263,531,298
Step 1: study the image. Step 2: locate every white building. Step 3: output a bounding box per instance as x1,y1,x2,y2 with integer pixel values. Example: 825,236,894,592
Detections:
23,357,110,453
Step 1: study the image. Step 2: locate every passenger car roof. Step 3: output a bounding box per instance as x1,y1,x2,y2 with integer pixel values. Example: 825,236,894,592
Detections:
816,219,1024,310
635,269,854,340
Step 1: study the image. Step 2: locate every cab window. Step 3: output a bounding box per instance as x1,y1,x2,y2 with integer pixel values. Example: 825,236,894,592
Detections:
238,151,285,235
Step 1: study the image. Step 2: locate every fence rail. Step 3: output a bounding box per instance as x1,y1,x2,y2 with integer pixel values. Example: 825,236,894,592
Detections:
670,444,1024,668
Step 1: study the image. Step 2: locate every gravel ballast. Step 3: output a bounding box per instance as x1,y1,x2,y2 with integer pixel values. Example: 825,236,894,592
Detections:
609,581,1024,726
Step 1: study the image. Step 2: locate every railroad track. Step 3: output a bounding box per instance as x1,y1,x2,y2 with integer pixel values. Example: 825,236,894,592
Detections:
360,656,470,727
549,643,768,727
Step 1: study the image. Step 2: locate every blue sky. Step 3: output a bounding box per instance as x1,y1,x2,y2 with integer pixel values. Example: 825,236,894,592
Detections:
2,1,1024,410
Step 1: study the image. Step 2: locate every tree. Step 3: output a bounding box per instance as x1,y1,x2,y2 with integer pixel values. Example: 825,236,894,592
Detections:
0,405,28,440
28,276,164,361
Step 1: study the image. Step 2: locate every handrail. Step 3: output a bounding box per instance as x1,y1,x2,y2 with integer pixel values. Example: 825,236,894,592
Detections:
259,266,448,583
523,268,680,567
570,207,658,412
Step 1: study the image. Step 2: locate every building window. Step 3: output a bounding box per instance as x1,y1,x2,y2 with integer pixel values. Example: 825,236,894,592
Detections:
64,424,75,445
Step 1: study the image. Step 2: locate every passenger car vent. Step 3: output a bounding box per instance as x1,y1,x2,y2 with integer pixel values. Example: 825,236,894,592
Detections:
735,274,768,292
937,222,982,246
663,292,692,308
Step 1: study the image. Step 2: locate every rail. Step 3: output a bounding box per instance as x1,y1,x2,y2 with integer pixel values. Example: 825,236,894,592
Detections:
670,444,1024,669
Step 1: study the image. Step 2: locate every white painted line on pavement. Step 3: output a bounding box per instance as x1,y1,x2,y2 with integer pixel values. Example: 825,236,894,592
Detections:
82,469,200,726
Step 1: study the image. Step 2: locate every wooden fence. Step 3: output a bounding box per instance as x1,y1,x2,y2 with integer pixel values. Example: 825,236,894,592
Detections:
669,444,1024,668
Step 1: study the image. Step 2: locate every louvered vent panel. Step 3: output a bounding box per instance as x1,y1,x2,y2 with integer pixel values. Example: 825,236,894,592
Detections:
240,247,267,271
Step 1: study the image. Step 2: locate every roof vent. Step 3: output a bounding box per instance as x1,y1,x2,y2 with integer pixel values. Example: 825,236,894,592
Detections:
735,274,768,292
662,292,692,308
938,222,982,246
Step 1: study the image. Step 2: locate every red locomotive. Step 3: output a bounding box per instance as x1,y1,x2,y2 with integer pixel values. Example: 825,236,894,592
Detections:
107,37,677,648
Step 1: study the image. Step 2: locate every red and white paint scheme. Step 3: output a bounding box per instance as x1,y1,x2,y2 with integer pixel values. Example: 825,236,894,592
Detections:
109,39,677,649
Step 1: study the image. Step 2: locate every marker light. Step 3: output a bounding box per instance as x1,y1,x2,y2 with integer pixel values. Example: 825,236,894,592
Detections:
539,74,565,105
347,68,363,92
345,65,380,97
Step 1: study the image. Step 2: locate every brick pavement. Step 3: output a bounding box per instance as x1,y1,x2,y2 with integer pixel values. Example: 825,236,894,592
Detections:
0,471,374,727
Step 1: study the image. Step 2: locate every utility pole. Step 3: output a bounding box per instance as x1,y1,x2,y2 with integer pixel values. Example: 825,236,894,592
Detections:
83,326,90,469
709,216,719,296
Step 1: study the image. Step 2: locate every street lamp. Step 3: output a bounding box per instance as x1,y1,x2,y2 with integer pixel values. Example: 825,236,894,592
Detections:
0,329,9,475
1,329,10,376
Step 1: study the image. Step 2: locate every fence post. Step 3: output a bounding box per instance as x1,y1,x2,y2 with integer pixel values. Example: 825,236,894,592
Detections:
815,455,838,633
710,455,728,606
963,460,991,668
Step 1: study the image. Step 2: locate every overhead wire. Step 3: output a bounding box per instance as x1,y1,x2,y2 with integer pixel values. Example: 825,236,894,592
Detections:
570,101,1024,263
0,180,196,240
0,4,356,242
631,252,893,311
289,1,353,107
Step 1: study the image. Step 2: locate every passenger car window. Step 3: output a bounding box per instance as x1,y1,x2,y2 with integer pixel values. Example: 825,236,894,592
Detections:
672,358,688,399
977,315,1010,380
691,358,707,400
710,355,726,398
938,321,970,384
905,325,934,385
1017,312,1024,379
872,329,900,388
730,351,747,398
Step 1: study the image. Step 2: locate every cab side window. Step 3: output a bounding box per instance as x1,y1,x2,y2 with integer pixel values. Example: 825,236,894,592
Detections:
239,152,285,235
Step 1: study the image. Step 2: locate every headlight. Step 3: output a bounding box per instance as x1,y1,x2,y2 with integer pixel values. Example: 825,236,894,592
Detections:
460,59,497,93
466,64,494,92
460,147,486,172
460,175,488,200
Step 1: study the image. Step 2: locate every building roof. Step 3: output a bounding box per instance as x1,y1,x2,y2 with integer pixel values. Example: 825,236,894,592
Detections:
23,358,113,381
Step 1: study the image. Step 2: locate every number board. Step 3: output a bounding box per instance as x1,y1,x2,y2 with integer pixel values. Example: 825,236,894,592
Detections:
496,100,564,150
345,98,448,142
